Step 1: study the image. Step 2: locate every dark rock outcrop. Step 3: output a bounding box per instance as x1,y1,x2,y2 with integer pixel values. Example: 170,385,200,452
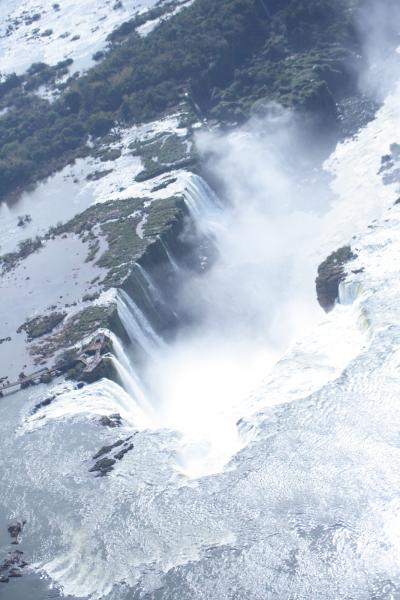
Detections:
316,246,356,312
114,444,134,461
89,457,116,476
31,395,56,415
0,522,28,585
98,414,122,428
8,521,25,544
89,435,135,476
92,440,124,460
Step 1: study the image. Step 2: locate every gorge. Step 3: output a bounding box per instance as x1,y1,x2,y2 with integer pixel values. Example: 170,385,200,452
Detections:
1,1,400,599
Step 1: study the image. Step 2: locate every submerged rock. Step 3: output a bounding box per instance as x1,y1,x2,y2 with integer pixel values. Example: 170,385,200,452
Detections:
316,246,357,312
7,521,25,543
17,214,32,228
31,395,56,416
89,457,116,476
99,413,122,427
114,443,134,461
90,435,135,475
8,568,22,578
93,439,124,460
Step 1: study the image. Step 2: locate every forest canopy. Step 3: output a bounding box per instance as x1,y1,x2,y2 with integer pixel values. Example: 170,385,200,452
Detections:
0,0,364,200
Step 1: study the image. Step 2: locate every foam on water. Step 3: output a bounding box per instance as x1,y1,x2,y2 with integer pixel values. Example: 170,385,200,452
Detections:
22,378,150,433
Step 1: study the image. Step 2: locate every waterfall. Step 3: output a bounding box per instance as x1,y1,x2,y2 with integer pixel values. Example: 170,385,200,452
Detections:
183,174,223,219
107,332,151,410
0,201,11,218
135,263,167,308
338,280,362,306
117,289,165,358
183,175,223,237
158,236,180,272
23,378,151,433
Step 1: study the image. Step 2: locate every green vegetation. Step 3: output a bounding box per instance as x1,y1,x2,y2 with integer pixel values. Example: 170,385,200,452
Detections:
56,306,112,345
0,236,43,273
144,196,181,238
99,148,122,162
107,0,185,43
131,133,189,165
47,194,183,287
0,0,365,200
17,312,66,341
132,132,196,181
33,305,114,362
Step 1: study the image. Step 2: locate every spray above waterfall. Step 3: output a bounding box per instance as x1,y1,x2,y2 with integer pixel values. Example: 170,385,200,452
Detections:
23,101,383,480
3,4,400,599
98,107,360,477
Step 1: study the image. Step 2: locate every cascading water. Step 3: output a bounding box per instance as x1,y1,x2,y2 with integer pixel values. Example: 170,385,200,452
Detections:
2,30,400,598
103,101,396,483
22,378,149,433
3,102,400,598
107,332,155,419
116,289,165,359
183,174,223,222
338,279,363,306
135,263,167,309
157,236,181,272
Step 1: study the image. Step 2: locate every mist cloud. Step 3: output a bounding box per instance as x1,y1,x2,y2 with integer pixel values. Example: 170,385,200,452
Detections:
142,106,335,476
357,0,400,99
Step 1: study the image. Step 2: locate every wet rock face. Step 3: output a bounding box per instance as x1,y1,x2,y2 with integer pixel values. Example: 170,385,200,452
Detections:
316,246,357,312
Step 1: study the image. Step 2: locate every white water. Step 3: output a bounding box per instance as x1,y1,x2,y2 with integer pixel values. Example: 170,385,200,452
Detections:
2,36,400,600
135,263,167,308
28,124,396,484
183,174,223,227
108,331,156,422
88,131,397,481
116,289,165,359
158,236,181,272
22,378,149,433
